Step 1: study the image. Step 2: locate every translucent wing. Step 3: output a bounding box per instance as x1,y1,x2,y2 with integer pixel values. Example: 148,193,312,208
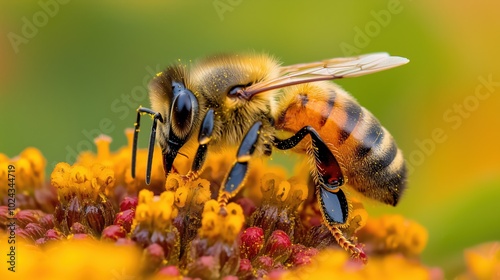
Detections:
240,53,409,98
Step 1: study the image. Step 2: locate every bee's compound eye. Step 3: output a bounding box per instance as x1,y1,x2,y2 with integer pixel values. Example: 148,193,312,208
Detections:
172,83,182,92
228,85,244,97
171,90,197,137
173,92,193,119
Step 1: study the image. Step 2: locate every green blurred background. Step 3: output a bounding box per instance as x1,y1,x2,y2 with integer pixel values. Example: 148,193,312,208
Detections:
1,0,499,277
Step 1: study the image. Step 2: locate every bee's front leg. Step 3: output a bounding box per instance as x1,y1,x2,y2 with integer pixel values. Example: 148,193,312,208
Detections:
274,126,367,263
218,121,262,213
181,109,215,182
131,107,164,185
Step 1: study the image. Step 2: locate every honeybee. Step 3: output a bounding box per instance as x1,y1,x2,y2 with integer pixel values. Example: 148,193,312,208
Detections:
132,52,408,262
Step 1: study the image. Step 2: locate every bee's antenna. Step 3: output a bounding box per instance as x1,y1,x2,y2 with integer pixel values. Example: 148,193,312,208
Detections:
132,107,164,185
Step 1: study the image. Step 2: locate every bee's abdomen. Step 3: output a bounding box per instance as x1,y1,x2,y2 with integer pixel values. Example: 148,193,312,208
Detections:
276,82,406,206
342,104,407,206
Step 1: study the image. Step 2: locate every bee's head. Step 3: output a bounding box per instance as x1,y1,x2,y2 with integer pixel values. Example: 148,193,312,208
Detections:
149,66,199,173
191,53,280,113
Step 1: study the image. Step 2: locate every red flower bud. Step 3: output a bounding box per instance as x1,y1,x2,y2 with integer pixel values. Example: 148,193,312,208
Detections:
115,238,136,246
288,244,319,266
39,214,55,230
264,230,292,263
267,268,286,280
237,258,253,279
45,229,62,241
0,206,9,228
156,265,180,277
24,223,45,240
239,258,252,272
114,209,135,232
15,229,30,241
254,255,274,271
240,227,264,260
72,233,91,240
85,205,106,235
236,197,256,217
15,210,41,228
35,237,47,246
71,222,87,234
102,225,127,241
67,197,82,229
120,196,138,211
144,243,165,270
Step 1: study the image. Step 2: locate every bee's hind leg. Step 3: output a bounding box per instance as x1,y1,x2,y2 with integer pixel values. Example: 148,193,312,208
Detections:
274,126,343,187
273,125,367,263
317,186,367,263
217,121,262,214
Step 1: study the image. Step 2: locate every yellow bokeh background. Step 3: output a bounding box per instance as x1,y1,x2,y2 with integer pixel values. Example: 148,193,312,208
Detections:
1,0,499,277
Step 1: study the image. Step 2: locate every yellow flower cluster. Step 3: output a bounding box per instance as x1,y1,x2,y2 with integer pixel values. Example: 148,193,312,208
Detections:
134,189,178,231
168,175,212,209
458,242,500,279
281,248,435,280
4,133,482,279
51,162,115,204
199,200,245,243
357,214,428,257
0,147,46,196
0,238,140,280
77,130,166,194
259,173,309,209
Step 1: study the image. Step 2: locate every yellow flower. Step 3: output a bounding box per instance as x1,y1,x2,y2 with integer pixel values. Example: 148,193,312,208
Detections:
0,147,56,211
51,162,115,203
77,130,166,196
0,135,444,279
50,162,116,236
1,148,46,194
280,248,437,280
0,238,140,280
133,189,177,230
198,200,245,243
459,242,500,280
356,215,428,257
131,189,181,266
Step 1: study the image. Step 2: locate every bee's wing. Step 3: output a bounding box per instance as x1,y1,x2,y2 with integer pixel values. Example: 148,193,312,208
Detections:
278,56,360,75
243,53,409,97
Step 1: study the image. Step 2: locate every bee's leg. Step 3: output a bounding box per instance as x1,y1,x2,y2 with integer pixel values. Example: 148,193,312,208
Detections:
274,126,343,187
131,107,164,185
318,187,367,263
183,109,215,181
274,126,367,262
218,121,262,213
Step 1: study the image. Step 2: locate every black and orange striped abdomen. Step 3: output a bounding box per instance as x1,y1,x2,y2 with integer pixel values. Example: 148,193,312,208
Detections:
275,81,407,206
